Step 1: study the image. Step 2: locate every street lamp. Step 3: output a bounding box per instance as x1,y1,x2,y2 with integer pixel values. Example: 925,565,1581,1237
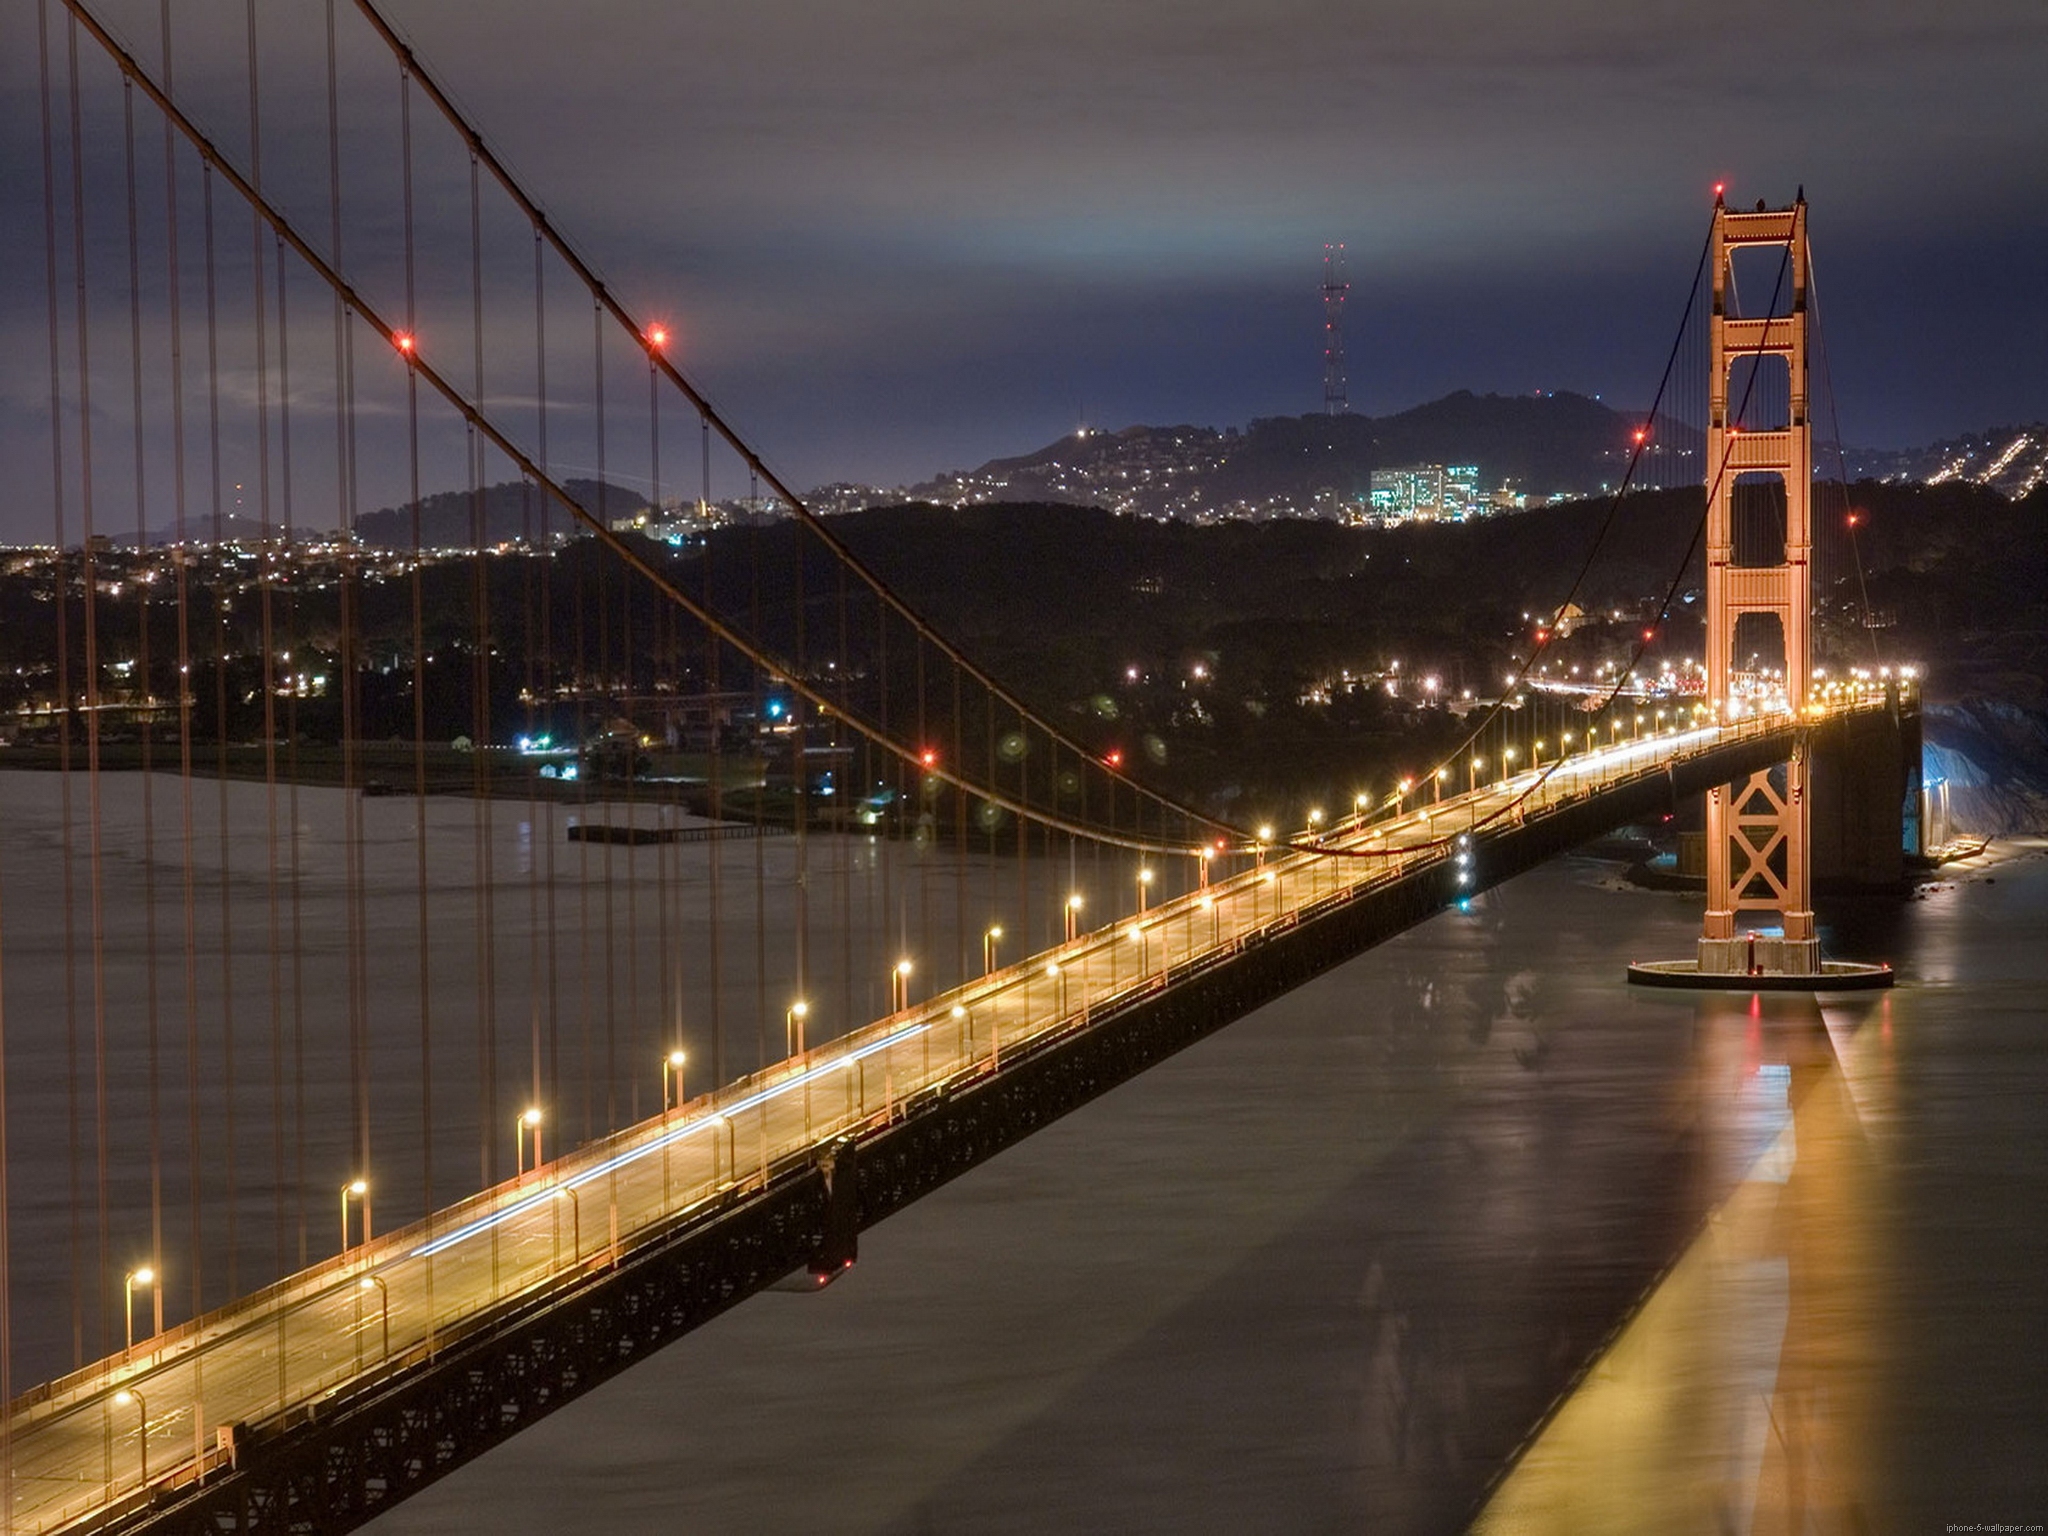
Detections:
516,1107,544,1176
786,1000,809,1056
662,1049,687,1113
982,926,1003,976
1434,766,1448,804
359,1275,391,1362
1136,867,1154,913
113,1388,148,1488
341,1178,371,1252
1199,845,1216,887
1501,746,1517,784
1255,825,1274,867
1305,808,1325,839
123,1266,156,1350
891,959,914,1014
1469,755,1483,794
1064,893,1084,943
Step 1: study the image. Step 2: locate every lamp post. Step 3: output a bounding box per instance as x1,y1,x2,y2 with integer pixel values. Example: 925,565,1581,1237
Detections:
1255,825,1273,867
340,1178,371,1252
1063,894,1083,944
123,1266,156,1351
359,1275,390,1362
113,1388,148,1488
785,1000,809,1057
982,926,1003,976
1199,845,1215,888
1434,767,1448,805
516,1108,544,1176
891,959,914,1014
1136,867,1153,913
1469,755,1483,795
661,1049,687,1114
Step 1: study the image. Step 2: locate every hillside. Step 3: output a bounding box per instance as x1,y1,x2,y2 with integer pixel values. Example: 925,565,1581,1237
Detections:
1845,424,2046,499
906,391,1698,518
351,478,649,549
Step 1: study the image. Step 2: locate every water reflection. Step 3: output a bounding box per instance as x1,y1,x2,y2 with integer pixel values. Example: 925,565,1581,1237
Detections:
1474,993,1885,1534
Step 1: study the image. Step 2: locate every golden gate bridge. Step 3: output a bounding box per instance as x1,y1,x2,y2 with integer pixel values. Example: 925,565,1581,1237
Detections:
1,3,1911,1529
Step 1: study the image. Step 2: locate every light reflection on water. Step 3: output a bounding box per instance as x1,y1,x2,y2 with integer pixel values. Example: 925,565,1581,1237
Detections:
1474,994,1884,1534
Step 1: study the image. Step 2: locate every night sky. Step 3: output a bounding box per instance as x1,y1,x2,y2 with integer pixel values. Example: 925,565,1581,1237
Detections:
5,0,2047,503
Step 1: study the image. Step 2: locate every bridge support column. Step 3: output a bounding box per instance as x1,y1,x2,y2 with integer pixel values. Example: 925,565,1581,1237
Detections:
1694,192,1818,978
1630,191,1887,991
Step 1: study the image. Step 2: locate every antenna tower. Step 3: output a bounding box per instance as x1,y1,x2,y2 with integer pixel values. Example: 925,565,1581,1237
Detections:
1321,243,1350,415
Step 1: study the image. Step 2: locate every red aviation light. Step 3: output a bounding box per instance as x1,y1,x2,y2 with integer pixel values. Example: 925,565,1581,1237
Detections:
1632,427,1648,445
918,748,937,769
1104,748,1124,769
646,324,669,350
393,331,416,356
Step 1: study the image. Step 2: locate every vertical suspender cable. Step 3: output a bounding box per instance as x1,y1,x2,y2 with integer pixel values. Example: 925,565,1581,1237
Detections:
400,63,435,1222
37,0,86,1371
64,5,118,1366
159,0,204,1329
122,70,169,1334
203,160,241,1298
243,0,289,1293
274,228,308,1269
469,150,498,1187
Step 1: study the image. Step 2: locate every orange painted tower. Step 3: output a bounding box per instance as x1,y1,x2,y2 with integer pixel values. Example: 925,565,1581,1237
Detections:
1697,191,1818,975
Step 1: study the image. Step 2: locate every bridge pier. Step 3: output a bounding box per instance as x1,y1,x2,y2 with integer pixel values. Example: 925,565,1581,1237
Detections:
1809,690,1920,890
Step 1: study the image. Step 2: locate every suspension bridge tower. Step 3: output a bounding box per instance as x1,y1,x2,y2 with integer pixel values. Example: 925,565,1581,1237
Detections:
1630,189,1892,991
1696,190,1819,976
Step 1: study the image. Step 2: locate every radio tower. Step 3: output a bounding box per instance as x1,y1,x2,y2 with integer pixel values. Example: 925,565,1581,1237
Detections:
1321,243,1350,415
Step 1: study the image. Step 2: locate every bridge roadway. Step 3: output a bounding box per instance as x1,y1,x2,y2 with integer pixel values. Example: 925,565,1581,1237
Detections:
3,705,1881,1534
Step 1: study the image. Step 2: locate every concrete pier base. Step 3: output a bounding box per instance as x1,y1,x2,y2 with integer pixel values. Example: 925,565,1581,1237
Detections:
1625,955,1893,991
1695,934,1822,975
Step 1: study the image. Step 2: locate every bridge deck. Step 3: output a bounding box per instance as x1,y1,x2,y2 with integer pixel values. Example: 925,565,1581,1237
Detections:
5,710,1875,1534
